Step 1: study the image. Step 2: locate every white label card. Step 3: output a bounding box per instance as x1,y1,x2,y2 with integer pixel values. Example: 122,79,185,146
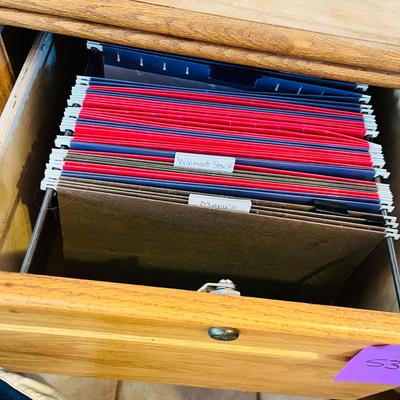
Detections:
188,194,251,213
174,152,235,173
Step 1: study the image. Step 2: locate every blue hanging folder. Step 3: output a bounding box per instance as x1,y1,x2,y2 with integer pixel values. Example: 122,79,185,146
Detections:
83,76,366,111
95,42,364,98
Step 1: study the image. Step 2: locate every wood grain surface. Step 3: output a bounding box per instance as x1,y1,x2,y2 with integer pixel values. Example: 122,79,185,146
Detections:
0,8,399,88
0,0,399,78
0,33,58,272
0,272,397,399
0,32,13,113
137,0,400,46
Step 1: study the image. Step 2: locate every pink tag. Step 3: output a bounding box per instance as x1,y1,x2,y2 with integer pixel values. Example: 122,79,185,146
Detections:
335,345,400,385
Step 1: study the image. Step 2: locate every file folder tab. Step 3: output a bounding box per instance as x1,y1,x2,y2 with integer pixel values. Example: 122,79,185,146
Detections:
174,152,235,173
188,194,252,213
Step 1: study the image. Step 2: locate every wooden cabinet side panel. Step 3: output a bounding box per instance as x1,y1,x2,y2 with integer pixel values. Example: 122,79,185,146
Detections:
0,33,58,272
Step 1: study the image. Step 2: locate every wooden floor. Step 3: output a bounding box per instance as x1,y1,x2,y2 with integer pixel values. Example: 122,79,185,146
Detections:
23,374,400,399
33,374,326,400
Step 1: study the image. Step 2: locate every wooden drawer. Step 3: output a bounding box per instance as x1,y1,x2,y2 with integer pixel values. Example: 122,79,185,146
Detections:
1,32,400,400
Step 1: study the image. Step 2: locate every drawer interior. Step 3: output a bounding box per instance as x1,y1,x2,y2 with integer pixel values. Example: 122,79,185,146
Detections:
1,29,400,400
1,31,399,310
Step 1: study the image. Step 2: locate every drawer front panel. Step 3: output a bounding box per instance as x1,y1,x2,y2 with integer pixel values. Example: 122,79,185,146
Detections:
0,272,397,399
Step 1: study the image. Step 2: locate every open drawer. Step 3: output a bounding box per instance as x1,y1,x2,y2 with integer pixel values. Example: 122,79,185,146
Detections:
1,32,400,400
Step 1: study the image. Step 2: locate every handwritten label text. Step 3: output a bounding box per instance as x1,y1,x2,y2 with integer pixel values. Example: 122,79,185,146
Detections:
188,194,251,213
174,152,235,173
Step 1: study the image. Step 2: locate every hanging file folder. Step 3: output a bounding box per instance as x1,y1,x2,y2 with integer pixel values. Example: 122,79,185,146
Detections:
40,41,398,302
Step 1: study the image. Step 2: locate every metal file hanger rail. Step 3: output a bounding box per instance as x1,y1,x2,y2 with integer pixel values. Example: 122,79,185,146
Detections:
20,47,100,273
20,169,400,310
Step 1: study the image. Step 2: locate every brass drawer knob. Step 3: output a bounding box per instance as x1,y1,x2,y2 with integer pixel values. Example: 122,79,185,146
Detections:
208,327,240,341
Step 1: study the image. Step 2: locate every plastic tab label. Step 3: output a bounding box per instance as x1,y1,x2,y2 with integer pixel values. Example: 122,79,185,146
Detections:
174,152,235,173
188,194,251,213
